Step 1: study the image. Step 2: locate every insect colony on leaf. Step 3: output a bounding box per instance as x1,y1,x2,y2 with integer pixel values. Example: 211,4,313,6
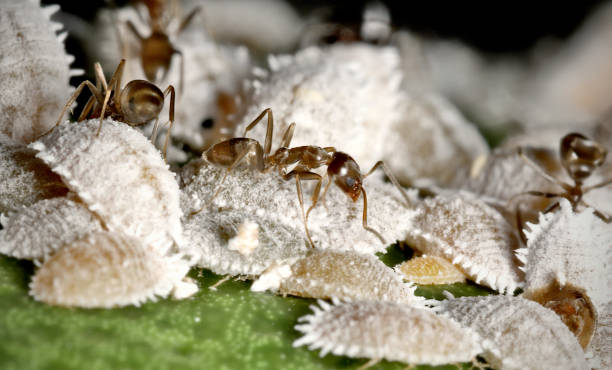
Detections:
193,108,413,248
1,1,611,368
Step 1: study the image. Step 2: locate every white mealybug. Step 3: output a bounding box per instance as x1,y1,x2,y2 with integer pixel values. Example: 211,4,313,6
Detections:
405,193,523,293
0,0,82,144
0,196,103,260
30,119,183,254
0,137,68,214
29,231,197,308
294,300,483,366
181,161,416,276
518,198,612,355
252,250,428,307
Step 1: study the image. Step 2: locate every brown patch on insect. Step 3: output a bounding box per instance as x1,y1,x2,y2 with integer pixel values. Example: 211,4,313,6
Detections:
524,281,596,350
51,59,176,160
191,108,412,248
396,255,466,285
0,141,68,214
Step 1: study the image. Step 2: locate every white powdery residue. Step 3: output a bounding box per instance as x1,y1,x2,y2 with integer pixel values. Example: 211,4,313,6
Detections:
294,300,482,365
0,0,80,144
29,231,196,308
227,220,259,256
441,295,589,370
29,119,183,255
405,193,523,293
520,199,612,310
253,250,428,306
385,93,489,186
180,162,416,276
236,43,404,173
585,301,612,369
0,139,68,214
0,196,103,260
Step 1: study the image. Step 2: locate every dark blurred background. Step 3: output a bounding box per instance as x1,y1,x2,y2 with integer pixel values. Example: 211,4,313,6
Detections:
45,0,607,53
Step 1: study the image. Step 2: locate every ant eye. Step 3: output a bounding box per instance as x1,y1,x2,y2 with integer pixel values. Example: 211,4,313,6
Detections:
200,118,214,129
346,177,356,188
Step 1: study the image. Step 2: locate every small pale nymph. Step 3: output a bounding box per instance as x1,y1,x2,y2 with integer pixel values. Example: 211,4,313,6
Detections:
252,250,427,306
30,231,197,308
405,193,523,293
30,119,183,254
294,300,483,366
396,255,467,285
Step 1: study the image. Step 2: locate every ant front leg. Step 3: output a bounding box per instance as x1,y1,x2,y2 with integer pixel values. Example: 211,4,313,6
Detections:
97,59,126,136
359,187,385,244
517,147,572,191
51,81,104,131
363,161,413,207
242,108,273,155
284,171,322,248
161,85,176,161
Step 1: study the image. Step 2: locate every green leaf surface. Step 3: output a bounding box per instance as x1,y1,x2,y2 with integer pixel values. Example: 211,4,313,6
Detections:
0,252,491,370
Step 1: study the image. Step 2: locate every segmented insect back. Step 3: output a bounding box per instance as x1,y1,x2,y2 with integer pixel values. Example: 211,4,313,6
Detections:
0,0,81,144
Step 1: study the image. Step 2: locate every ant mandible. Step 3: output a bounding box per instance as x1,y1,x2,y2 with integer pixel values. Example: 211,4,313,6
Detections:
192,108,413,248
125,0,201,92
52,59,176,160
512,132,611,225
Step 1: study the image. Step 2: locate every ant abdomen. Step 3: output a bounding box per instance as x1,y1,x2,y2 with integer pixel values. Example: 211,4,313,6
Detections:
140,31,175,81
206,138,264,171
120,80,165,125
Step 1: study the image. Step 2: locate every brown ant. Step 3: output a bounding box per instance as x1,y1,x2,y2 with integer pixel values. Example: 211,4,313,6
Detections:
191,108,412,248
511,133,611,240
52,59,175,159
124,0,201,92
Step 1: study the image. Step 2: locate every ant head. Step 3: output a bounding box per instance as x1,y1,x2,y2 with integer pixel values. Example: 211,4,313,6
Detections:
329,152,362,201
560,133,608,183
119,80,164,125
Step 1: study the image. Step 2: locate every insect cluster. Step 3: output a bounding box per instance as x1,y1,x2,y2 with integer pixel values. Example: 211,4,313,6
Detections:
0,1,611,369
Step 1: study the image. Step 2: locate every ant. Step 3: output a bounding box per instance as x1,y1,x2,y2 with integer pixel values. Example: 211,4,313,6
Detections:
124,0,201,92
511,133,611,241
191,108,412,248
52,59,175,159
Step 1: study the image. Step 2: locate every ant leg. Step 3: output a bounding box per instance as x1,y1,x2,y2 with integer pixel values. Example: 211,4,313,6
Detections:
93,62,108,92
51,81,104,130
289,172,322,248
97,59,126,136
515,205,528,245
360,187,385,244
279,122,296,148
543,201,560,214
177,6,201,34
506,190,561,209
77,95,96,121
579,199,612,223
584,177,612,192
161,85,176,161
306,174,331,220
242,108,273,155
125,20,145,42
517,147,573,191
363,161,413,207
